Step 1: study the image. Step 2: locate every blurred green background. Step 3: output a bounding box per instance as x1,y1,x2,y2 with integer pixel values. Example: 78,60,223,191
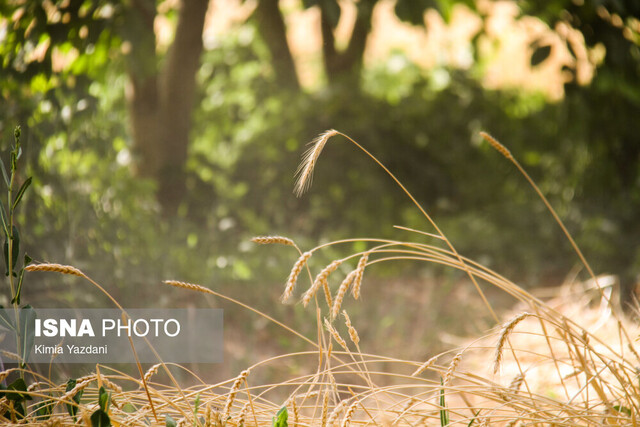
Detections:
0,0,639,375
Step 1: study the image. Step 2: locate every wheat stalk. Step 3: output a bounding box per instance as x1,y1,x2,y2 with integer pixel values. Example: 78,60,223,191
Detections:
494,312,531,375
283,251,312,302
25,263,86,278
294,130,339,197
251,236,295,247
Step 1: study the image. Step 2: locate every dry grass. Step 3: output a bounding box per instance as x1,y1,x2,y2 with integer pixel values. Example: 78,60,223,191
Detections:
9,130,640,426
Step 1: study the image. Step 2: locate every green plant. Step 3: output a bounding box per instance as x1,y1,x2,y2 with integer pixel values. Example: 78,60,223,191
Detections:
0,125,35,376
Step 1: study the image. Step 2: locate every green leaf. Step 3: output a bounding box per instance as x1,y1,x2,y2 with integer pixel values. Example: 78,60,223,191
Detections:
122,403,136,413
272,406,288,427
19,305,36,367
439,379,449,426
3,378,31,402
36,397,54,420
65,378,84,421
0,306,16,333
0,161,9,187
90,409,111,427
4,226,20,276
98,386,110,412
531,44,552,67
613,405,632,416
0,200,8,238
165,414,177,427
11,254,30,305
12,176,32,210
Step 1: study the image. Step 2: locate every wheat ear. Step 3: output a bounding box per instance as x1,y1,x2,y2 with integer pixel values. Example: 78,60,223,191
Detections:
341,399,359,427
494,312,531,375
223,369,250,419
303,260,342,307
321,392,329,427
352,253,369,300
324,318,348,351
443,351,463,385
25,263,86,278
294,130,339,197
251,236,295,247
480,131,513,160
283,251,312,302
332,271,355,319
143,363,161,383
328,399,348,427
412,354,439,377
342,311,360,346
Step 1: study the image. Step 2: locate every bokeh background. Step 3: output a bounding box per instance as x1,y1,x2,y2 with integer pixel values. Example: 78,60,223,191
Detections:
1,0,639,380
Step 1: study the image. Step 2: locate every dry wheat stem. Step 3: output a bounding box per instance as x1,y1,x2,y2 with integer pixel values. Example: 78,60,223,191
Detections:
494,313,532,375
480,131,513,161
294,130,339,197
25,263,86,277
304,260,342,307
332,271,355,320
343,311,360,346
284,251,313,302
251,236,296,247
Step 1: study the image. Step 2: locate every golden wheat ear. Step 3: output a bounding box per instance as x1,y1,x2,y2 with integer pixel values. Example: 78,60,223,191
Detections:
294,129,339,197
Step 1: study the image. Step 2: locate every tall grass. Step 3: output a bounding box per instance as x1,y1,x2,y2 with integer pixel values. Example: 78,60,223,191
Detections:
6,131,639,426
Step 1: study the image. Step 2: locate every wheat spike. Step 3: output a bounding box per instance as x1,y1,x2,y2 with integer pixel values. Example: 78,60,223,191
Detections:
294,129,339,197
352,253,369,300
494,312,531,375
25,263,86,278
443,351,463,385
324,318,348,351
342,311,360,346
341,399,359,427
164,280,211,294
251,236,295,247
303,260,342,307
480,131,513,161
283,251,312,302
143,363,162,383
223,369,250,419
321,392,329,427
332,271,355,319
412,354,439,377
328,399,348,427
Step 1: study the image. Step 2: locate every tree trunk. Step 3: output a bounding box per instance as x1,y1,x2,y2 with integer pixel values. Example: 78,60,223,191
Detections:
124,0,209,215
321,0,377,87
157,0,209,215
255,0,300,90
